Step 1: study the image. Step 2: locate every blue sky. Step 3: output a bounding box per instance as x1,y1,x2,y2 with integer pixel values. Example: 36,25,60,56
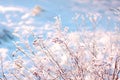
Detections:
0,0,119,49
0,0,120,31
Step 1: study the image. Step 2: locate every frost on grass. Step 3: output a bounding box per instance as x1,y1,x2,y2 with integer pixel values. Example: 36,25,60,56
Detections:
0,16,120,80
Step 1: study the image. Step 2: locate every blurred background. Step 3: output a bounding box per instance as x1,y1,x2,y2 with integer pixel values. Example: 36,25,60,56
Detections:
0,0,120,48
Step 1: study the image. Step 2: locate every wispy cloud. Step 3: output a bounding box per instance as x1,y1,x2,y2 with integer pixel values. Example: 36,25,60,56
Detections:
21,13,31,20
0,5,36,27
0,6,26,13
72,0,120,12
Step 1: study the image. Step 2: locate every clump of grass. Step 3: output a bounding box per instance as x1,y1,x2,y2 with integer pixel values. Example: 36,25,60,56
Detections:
0,15,120,80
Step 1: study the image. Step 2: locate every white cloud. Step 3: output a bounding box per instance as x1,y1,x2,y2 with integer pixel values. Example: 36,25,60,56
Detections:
0,5,26,13
0,21,14,27
24,18,34,24
21,13,31,20
72,0,120,12
74,0,89,3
